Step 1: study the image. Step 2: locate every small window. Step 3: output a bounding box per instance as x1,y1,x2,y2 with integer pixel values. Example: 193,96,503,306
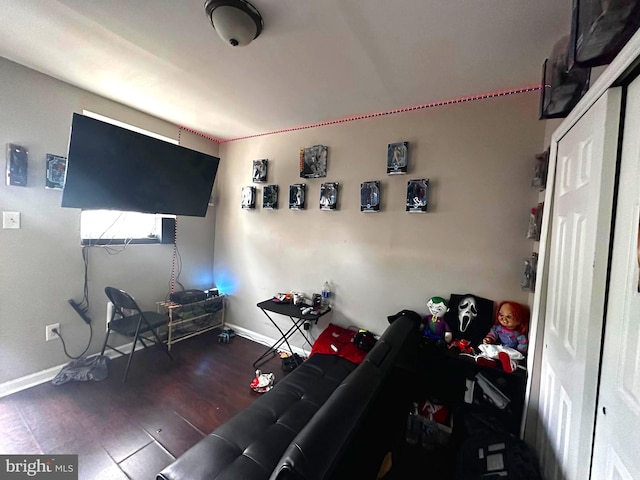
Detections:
79,111,177,246
81,210,174,246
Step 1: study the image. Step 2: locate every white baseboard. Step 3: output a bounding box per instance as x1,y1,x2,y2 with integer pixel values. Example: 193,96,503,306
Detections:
226,323,310,359
0,324,306,398
0,347,128,399
0,364,66,399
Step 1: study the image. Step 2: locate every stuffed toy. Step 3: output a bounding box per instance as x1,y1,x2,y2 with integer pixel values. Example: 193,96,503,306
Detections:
422,296,452,344
482,300,530,355
479,300,530,373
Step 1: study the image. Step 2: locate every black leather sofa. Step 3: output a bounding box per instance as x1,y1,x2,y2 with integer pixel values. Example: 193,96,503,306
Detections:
157,310,421,480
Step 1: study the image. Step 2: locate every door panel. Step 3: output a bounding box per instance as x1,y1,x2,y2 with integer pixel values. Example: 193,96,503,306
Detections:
536,89,621,480
591,76,640,479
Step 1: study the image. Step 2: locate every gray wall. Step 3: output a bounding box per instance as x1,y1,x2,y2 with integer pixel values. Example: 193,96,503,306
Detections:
0,55,548,388
215,92,545,351
0,58,219,385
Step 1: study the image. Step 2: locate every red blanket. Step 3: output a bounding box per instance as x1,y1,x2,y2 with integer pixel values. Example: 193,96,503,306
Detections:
310,323,367,364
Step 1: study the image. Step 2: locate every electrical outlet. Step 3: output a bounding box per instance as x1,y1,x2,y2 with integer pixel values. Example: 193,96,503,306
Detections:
45,323,60,341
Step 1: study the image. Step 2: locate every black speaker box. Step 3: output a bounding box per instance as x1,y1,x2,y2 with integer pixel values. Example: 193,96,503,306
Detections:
170,289,207,304
161,217,176,244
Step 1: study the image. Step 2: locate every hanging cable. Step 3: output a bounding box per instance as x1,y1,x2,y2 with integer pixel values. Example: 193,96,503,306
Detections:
167,217,184,300
53,323,93,360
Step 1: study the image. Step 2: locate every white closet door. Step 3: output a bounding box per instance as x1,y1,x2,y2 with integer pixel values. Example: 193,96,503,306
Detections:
591,76,640,479
536,88,621,480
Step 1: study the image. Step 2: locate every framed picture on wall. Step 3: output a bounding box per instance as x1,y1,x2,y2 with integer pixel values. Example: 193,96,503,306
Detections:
300,145,328,178
406,178,429,213
263,184,278,209
289,184,306,209
360,181,380,212
45,154,67,190
252,159,268,183
387,141,408,175
532,149,549,190
6,143,28,186
521,253,538,292
319,182,338,210
241,186,256,209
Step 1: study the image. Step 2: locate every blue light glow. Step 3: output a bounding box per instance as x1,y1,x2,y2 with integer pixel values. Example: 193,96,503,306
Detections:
213,270,238,295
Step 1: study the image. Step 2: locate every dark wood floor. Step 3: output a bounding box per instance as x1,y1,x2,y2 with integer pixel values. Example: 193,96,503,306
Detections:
0,329,285,480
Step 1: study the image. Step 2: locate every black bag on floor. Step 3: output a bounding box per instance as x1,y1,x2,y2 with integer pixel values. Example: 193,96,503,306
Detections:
281,353,303,372
51,355,110,385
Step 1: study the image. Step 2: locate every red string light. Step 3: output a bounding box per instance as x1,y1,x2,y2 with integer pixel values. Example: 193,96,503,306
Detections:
179,84,542,144
177,125,225,143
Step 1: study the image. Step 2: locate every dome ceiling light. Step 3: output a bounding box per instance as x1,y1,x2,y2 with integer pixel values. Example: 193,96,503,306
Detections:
204,0,264,47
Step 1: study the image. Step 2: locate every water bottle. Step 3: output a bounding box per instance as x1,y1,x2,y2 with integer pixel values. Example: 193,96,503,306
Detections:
421,414,439,450
321,281,331,307
405,402,421,445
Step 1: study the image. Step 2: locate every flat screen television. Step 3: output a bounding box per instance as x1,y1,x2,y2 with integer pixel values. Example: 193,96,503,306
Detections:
61,113,220,217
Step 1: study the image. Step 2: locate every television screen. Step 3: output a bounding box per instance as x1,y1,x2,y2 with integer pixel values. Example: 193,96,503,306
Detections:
61,113,220,217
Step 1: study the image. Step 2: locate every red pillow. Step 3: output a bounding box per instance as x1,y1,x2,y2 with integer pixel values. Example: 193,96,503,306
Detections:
310,323,367,364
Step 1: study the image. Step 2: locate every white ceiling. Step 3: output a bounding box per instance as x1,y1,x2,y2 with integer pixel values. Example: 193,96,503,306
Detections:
1,0,572,141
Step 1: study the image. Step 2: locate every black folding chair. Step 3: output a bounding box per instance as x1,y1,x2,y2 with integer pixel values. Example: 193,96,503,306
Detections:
101,286,173,382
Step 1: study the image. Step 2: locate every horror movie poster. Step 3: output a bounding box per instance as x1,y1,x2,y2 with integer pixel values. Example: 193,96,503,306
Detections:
444,293,495,347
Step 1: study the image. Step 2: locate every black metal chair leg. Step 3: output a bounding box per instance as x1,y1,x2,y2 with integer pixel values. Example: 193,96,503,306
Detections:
103,286,174,382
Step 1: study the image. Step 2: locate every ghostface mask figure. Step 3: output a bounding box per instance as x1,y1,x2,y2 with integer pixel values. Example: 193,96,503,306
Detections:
458,295,478,332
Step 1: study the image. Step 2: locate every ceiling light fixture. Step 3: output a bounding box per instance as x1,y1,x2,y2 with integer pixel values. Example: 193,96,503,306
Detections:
204,0,263,47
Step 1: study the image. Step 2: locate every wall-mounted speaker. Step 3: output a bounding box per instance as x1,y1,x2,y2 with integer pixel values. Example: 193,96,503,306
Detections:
161,217,176,244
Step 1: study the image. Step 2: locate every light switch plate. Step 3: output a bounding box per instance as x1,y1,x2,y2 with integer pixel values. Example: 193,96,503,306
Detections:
3,211,20,229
